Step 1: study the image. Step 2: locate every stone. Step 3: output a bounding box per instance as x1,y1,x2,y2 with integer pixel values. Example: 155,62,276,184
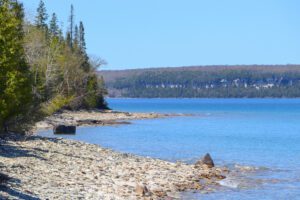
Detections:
0,134,228,199
0,173,10,184
195,153,215,168
53,125,76,134
152,189,167,197
77,119,101,125
135,184,149,196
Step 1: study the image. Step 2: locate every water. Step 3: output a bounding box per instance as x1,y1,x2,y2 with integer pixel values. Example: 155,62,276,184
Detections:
39,98,300,199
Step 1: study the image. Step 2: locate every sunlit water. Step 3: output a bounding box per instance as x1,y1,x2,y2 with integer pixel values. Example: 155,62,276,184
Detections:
39,98,300,200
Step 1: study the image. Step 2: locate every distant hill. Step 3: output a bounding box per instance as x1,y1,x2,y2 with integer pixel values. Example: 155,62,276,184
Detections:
98,65,300,98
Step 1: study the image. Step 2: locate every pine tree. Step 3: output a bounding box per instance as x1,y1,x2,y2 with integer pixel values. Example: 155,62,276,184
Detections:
0,0,32,132
78,21,90,72
49,12,59,37
74,25,79,48
35,0,48,29
68,4,74,48
58,26,64,41
66,31,72,48
79,21,86,52
83,74,108,109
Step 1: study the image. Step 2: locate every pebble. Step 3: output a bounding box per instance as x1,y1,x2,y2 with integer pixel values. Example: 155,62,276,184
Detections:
0,136,227,199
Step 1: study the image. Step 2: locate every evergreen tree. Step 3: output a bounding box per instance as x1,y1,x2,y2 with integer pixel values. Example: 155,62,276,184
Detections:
78,21,90,72
58,26,64,41
83,74,108,109
66,31,72,48
79,21,86,52
68,4,74,48
0,0,32,132
74,24,79,48
35,0,48,29
49,12,59,37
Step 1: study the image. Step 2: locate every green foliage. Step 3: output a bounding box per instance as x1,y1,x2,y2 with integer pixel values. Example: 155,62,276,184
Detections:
0,0,108,133
83,75,108,109
26,2,108,112
84,75,98,108
68,4,74,48
40,95,74,116
0,0,32,132
107,66,300,98
66,31,72,48
74,25,79,48
49,13,59,37
79,21,86,52
35,0,48,29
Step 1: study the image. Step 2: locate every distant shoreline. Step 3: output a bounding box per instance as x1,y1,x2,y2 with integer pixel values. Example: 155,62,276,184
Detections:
100,65,300,98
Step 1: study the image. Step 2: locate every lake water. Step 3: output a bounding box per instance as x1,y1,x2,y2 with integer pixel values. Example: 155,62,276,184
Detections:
39,98,300,200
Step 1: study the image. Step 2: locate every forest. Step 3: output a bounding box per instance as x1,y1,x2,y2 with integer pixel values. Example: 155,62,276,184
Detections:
101,65,300,98
0,0,107,133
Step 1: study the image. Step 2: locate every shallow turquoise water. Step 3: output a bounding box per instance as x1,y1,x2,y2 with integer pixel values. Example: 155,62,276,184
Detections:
39,98,300,199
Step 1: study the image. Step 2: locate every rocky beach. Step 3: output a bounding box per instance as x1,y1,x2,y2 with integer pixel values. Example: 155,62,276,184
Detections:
0,110,227,199
0,135,227,200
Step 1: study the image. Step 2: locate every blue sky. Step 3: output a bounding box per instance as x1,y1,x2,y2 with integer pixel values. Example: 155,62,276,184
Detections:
22,0,300,70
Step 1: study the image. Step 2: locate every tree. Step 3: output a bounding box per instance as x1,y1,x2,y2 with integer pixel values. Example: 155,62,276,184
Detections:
23,24,48,101
82,56,108,109
79,21,86,52
78,21,90,72
49,12,59,37
66,31,72,48
68,4,74,48
83,74,108,109
0,0,32,133
74,24,79,48
35,0,48,30
1,1,108,133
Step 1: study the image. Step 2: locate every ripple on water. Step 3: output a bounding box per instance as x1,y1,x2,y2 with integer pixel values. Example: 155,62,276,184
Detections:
186,163,300,200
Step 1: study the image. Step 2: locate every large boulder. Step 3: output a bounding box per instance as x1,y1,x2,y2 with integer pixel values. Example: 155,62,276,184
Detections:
195,153,215,168
53,125,76,134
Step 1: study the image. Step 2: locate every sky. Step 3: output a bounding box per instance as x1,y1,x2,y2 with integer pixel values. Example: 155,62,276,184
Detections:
22,0,300,70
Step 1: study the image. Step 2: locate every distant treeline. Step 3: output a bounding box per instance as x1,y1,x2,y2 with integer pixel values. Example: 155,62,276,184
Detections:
0,0,107,133
100,65,300,98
